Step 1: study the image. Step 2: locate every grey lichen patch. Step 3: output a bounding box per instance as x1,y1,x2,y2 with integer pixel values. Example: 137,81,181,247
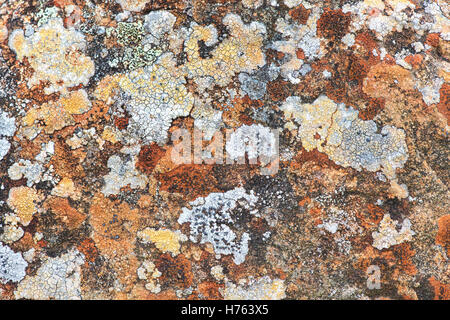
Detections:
0,242,27,284
281,95,409,180
178,187,259,265
101,147,148,197
14,249,85,300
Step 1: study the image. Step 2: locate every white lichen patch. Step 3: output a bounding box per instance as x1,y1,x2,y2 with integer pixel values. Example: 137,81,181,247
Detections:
137,260,162,294
115,0,151,12
0,138,10,161
372,214,415,250
222,276,286,300
101,150,148,197
8,141,55,187
271,6,323,83
0,111,16,137
0,213,24,244
0,243,27,283
184,14,266,87
9,18,95,94
178,187,259,265
281,95,408,179
14,249,85,300
117,53,194,144
143,10,177,45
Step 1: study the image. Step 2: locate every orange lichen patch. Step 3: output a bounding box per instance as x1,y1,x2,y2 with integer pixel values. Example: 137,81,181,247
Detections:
142,289,179,300
358,97,385,120
355,203,385,229
436,83,449,124
155,253,193,289
289,149,341,171
217,95,262,127
89,194,141,290
317,8,351,40
7,186,40,226
428,277,450,300
77,238,99,264
267,79,292,102
53,0,74,8
49,140,86,179
136,143,165,175
10,232,34,253
44,197,86,230
72,100,110,126
289,4,311,25
356,243,417,287
363,63,415,99
157,164,220,200
197,281,224,300
404,54,424,69
355,32,380,58
308,206,324,226
425,33,440,48
89,193,140,258
114,116,129,130
435,215,450,256
390,243,417,276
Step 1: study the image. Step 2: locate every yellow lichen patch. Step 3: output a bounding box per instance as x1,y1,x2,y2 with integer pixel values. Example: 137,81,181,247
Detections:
7,186,40,226
94,75,121,105
101,126,121,144
137,228,185,255
59,89,91,114
20,89,92,139
184,14,266,86
9,18,95,94
115,0,151,12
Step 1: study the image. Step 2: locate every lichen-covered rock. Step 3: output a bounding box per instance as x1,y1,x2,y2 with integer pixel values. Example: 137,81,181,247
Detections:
0,0,448,301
